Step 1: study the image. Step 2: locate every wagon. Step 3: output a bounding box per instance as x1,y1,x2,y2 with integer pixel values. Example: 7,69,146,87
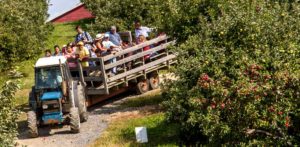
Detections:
68,33,176,106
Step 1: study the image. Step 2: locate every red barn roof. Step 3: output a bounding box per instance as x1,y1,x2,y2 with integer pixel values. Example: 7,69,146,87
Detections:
49,3,95,23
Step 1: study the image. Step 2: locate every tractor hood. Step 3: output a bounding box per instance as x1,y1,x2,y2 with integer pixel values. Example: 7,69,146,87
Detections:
41,91,62,100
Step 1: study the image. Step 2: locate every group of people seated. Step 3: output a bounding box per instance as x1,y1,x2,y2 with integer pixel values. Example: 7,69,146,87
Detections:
45,21,162,77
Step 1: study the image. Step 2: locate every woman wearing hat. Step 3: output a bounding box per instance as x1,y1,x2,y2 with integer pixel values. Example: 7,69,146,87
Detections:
92,34,106,57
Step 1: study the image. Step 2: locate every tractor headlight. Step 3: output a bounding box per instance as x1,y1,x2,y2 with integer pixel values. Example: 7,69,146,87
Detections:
42,104,48,109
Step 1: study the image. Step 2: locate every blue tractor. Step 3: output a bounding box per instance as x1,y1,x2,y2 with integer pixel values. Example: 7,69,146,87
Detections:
27,56,88,137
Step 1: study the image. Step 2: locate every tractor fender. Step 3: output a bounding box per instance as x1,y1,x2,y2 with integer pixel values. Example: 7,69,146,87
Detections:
28,87,37,110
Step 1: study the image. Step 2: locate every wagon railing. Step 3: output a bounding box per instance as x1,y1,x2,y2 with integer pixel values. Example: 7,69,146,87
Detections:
68,34,176,95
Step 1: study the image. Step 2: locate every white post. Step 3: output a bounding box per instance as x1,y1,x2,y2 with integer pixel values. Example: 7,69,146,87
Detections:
135,127,148,143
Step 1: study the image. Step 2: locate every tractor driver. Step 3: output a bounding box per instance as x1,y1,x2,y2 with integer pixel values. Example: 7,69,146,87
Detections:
37,69,62,89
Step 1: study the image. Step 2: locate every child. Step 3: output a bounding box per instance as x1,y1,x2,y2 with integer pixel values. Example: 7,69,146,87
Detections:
45,50,52,57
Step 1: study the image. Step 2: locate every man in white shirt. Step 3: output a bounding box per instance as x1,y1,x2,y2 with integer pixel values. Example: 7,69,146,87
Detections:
134,21,153,43
102,34,121,74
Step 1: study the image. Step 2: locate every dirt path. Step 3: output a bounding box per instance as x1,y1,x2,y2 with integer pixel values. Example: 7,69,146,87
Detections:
16,74,175,147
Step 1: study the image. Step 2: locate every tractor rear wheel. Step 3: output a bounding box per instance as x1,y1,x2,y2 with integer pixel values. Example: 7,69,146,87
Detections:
27,111,38,138
136,79,149,94
149,73,160,90
70,107,80,133
76,84,88,122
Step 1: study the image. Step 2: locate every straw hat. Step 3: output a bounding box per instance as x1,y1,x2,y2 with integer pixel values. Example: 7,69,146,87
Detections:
95,34,105,40
77,41,84,46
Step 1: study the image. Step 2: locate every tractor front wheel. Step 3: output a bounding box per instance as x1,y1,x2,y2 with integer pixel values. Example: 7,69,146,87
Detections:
70,107,80,133
27,111,38,138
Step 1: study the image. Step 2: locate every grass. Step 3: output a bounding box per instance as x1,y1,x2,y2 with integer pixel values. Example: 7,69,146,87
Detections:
46,18,95,49
91,92,180,147
91,113,180,147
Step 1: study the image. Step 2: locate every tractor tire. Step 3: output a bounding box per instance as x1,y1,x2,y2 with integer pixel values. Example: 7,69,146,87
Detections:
70,107,80,133
136,79,149,94
149,73,160,90
27,111,38,138
76,84,88,122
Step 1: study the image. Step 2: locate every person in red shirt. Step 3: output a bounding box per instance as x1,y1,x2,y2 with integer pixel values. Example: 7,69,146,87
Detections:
64,44,77,68
138,35,151,60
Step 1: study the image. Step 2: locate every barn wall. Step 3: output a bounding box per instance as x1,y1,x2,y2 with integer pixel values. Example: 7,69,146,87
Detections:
51,5,94,23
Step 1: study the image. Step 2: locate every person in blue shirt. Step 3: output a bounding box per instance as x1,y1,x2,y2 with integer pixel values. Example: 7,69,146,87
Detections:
108,26,122,46
75,25,93,44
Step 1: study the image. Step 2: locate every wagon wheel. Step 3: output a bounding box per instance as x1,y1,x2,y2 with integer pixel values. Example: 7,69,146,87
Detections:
136,79,149,94
149,74,160,90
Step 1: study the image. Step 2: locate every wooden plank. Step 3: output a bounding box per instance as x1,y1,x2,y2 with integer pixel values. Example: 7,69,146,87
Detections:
99,58,109,94
105,64,167,89
104,41,174,70
83,77,103,82
86,89,106,95
145,64,167,72
150,53,167,60
103,35,169,61
108,55,176,82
